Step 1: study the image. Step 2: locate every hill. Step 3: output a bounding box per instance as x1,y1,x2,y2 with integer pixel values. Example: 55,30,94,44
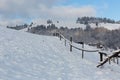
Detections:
0,27,120,80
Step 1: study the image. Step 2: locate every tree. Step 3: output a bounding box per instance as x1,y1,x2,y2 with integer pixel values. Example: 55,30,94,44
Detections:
76,17,81,23
85,24,92,31
29,22,33,27
96,22,98,27
47,19,53,25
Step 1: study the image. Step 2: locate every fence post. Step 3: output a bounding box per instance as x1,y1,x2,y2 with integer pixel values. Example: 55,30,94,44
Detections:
109,58,111,64
65,40,66,46
60,35,62,40
56,33,58,37
113,57,116,63
55,33,57,36
70,37,72,52
99,52,103,62
117,57,119,64
81,42,84,59
53,33,55,36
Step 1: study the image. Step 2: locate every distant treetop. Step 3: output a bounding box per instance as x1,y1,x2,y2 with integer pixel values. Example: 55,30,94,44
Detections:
76,16,118,24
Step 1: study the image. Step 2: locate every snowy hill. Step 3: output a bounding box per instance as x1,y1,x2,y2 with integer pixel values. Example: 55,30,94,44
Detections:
0,27,120,80
56,23,120,30
33,19,120,30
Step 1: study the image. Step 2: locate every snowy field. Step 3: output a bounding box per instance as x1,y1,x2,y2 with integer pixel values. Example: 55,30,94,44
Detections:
0,27,120,80
33,19,120,30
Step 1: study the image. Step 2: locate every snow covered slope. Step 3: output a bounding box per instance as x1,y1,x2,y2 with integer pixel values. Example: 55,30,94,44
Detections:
0,27,120,80
33,19,120,30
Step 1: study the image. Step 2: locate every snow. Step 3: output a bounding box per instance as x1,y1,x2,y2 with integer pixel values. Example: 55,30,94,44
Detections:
0,27,120,80
20,20,120,31
78,23,120,30
98,23,120,30
33,19,120,30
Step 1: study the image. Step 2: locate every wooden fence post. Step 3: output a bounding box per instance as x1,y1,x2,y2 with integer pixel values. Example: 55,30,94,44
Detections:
70,37,72,52
109,58,111,64
82,43,84,59
65,40,66,46
113,57,115,63
56,33,58,37
117,57,119,64
78,42,84,59
53,33,55,36
99,52,103,62
55,33,57,36
60,35,62,40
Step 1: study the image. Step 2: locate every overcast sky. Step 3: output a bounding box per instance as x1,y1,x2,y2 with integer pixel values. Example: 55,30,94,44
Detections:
0,0,120,27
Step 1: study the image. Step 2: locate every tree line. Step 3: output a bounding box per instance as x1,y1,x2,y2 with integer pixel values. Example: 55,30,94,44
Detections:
76,16,120,25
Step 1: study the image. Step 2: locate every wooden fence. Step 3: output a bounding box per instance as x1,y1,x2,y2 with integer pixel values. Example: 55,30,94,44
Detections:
53,32,120,67
54,32,101,58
